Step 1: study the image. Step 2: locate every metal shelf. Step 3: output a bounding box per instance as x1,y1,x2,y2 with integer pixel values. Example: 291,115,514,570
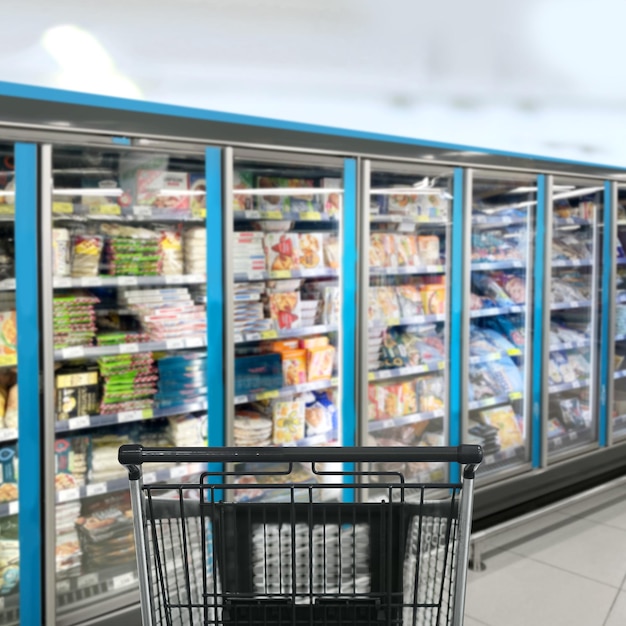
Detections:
234,209,337,222
55,463,206,505
0,428,17,444
470,305,526,318
235,377,338,405
234,324,338,344
552,259,593,268
472,215,527,227
368,408,445,433
469,348,522,365
369,214,447,226
368,361,445,382
369,265,445,276
548,426,594,453
548,379,589,394
549,339,591,352
370,313,446,330
481,445,527,470
0,500,19,518
550,300,592,311
471,260,525,271
234,268,338,282
53,274,206,289
54,335,207,361
55,400,208,433
52,202,205,222
468,391,523,411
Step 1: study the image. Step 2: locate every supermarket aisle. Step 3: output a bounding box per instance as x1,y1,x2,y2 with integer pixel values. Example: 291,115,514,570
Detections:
465,486,626,625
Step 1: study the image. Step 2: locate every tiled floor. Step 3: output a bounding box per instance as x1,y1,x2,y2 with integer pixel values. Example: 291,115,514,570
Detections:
465,485,626,626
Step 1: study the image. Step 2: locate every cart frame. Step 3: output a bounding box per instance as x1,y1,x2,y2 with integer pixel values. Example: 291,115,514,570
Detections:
120,444,482,626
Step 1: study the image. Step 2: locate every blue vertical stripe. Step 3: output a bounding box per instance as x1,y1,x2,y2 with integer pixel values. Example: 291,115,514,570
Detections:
531,175,547,467
599,181,613,447
15,143,42,626
449,168,465,483
342,159,357,500
205,148,224,455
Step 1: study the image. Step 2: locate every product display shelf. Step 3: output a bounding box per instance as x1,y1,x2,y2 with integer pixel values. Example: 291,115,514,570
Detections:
234,323,338,345
55,399,209,434
480,445,527,472
550,300,593,311
369,214,447,226
55,463,206,506
0,500,19,518
549,340,592,352
552,259,593,268
370,313,446,330
0,428,17,444
54,335,207,361
370,265,445,276
234,268,338,282
368,408,446,433
468,391,523,412
234,377,338,405
470,305,526,319
52,202,205,222
613,414,626,433
471,260,525,271
233,209,336,222
368,361,445,382
468,348,522,365
548,426,595,453
53,274,206,289
548,379,589,394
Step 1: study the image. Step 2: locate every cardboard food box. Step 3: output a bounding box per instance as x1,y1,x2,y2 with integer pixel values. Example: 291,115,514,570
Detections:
56,367,100,420
136,170,190,210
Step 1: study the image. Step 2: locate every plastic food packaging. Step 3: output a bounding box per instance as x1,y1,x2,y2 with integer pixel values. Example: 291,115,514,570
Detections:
52,229,71,277
71,235,103,278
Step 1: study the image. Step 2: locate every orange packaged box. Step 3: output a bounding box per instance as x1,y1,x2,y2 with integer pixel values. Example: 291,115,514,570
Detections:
300,336,329,350
269,292,301,330
271,339,299,353
281,349,307,386
420,284,446,315
401,381,418,415
307,345,335,382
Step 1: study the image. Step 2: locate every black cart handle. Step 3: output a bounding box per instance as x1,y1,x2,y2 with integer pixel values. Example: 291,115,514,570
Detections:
119,444,482,468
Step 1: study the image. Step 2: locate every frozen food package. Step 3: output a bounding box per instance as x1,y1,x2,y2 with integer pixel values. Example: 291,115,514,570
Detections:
304,391,337,436
269,292,301,329
479,405,523,450
0,516,18,594
280,349,307,386
136,170,190,211
71,235,103,278
307,345,335,381
265,233,301,272
369,234,396,268
416,193,449,219
420,284,446,315
323,286,340,325
323,235,339,270
396,285,424,318
52,229,71,277
3,385,16,430
387,190,418,216
0,446,17,503
0,312,16,360
395,235,419,266
417,236,440,265
272,398,305,444
158,230,184,275
321,178,342,217
189,174,206,212
298,233,324,270
233,171,254,212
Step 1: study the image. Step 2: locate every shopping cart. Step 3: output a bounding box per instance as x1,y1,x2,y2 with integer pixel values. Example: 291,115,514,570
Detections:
119,444,482,626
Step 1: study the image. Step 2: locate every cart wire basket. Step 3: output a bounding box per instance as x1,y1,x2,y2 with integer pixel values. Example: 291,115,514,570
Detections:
119,444,482,626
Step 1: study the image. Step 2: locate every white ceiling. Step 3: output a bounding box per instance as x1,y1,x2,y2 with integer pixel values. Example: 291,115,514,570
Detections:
2,0,626,164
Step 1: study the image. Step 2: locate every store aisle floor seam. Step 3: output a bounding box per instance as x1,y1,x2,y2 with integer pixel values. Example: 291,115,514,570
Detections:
602,571,626,626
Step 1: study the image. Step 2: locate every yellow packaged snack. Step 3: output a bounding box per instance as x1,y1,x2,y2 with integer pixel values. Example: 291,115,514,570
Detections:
272,399,305,444
307,345,335,382
281,349,307,386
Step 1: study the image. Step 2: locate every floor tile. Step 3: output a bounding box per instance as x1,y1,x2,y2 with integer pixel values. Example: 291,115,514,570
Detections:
465,550,616,626
605,591,626,626
463,616,491,626
508,516,626,587
561,494,626,532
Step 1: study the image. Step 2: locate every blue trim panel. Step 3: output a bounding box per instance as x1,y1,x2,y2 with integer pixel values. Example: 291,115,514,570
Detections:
599,181,613,447
341,159,357,500
449,168,465,483
205,148,224,458
0,81,622,172
15,143,42,626
531,175,547,467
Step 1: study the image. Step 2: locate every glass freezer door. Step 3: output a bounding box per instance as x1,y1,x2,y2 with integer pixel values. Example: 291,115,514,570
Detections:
0,145,18,625
465,173,535,477
227,153,345,502
44,145,210,624
364,163,453,493
546,179,602,459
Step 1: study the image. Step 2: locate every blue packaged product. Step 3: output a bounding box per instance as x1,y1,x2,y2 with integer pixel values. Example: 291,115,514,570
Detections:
235,353,283,396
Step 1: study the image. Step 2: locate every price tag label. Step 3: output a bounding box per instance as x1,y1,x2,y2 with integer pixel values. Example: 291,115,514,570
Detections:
118,410,142,423
166,339,185,350
247,271,265,281
56,580,71,594
55,277,72,288
260,330,278,340
398,222,416,233
133,206,152,217
90,204,121,216
271,270,291,279
79,277,101,287
368,372,375,381
437,361,446,370
257,390,279,400
192,208,207,219
185,336,204,348
8,501,18,515
118,276,138,286
0,429,17,441
263,210,283,220
112,573,136,590
234,333,243,344
78,573,100,589
246,333,261,342
300,211,322,221
142,409,154,419
69,416,90,430
63,346,85,359
0,355,16,367
234,395,248,404
53,202,73,214
509,392,523,401
0,204,14,215
143,472,157,484
165,274,186,284
387,318,401,327
246,210,260,219
119,343,139,354
86,483,107,497
171,465,187,478
378,370,392,379
58,488,80,503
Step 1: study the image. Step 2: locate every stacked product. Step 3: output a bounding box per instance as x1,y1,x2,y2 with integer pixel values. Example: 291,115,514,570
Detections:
89,429,133,483
121,287,207,341
70,235,104,278
158,230,184,275
469,355,523,402
550,322,589,347
235,282,264,302
97,352,157,415
183,227,206,275
548,397,590,437
370,189,449,219
168,413,207,446
552,231,592,263
75,493,135,572
0,516,18,596
548,350,590,386
302,281,339,325
369,233,441,268
100,223,160,276
472,227,526,262
234,409,273,447
154,352,207,409
471,405,523,454
53,294,99,349
368,375,443,421
235,300,272,335
551,272,591,304
56,502,82,579
378,326,444,370
469,326,518,359
369,283,446,325
55,436,89,488
235,232,266,274
368,330,384,371
271,336,335,386
472,272,526,306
